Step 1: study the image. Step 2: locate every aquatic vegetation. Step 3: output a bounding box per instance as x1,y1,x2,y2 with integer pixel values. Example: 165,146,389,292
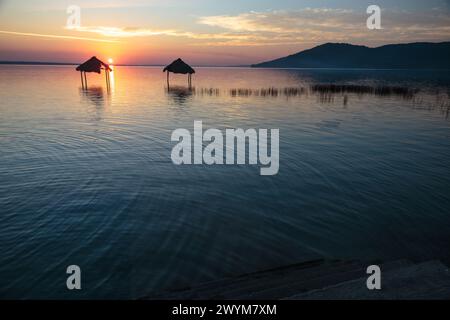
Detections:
192,84,422,99
173,84,449,118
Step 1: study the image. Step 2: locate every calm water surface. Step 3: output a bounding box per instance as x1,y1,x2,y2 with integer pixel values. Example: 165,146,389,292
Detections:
1,66,450,298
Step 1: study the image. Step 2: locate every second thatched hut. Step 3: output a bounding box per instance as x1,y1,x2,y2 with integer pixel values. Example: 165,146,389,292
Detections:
163,58,195,87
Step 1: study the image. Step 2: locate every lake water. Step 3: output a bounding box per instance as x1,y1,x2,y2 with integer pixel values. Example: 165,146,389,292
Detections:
1,66,450,299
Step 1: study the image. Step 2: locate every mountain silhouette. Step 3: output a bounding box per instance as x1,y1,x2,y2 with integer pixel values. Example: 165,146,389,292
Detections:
252,42,450,69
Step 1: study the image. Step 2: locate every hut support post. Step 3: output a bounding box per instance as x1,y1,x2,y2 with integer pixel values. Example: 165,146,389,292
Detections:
83,72,88,88
80,71,84,88
105,70,110,90
166,71,170,88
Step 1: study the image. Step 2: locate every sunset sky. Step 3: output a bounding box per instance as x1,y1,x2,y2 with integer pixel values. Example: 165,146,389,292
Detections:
1,0,449,66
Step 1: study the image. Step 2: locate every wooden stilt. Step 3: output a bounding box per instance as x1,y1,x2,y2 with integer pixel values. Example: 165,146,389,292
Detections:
105,70,110,90
167,71,170,88
84,72,88,88
80,71,84,88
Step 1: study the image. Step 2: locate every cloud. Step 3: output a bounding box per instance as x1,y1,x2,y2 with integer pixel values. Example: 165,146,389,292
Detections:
197,8,450,45
67,26,180,37
198,8,355,33
65,7,450,47
0,30,119,43
67,25,255,42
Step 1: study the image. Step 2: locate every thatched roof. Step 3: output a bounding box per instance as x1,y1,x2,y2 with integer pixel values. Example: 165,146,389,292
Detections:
76,56,111,73
163,58,195,74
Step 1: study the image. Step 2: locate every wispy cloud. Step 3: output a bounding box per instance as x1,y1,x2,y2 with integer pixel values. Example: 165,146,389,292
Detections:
0,30,119,43
67,26,180,37
30,7,450,47
198,8,355,33
67,25,254,42
196,8,450,45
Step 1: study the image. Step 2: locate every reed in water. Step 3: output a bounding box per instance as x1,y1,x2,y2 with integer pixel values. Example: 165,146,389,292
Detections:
201,84,423,99
174,84,448,117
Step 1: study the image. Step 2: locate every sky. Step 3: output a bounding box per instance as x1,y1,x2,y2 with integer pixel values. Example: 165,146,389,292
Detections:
0,0,449,65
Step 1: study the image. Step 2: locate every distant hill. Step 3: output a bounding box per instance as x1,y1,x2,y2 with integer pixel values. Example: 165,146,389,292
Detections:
252,42,450,69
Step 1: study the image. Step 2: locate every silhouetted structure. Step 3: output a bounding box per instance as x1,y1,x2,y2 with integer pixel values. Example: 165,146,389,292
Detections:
163,58,195,87
76,56,112,89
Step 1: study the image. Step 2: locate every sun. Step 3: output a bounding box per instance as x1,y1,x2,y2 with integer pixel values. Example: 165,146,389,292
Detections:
108,58,114,64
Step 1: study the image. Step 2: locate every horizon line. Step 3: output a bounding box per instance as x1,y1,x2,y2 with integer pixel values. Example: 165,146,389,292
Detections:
0,60,251,68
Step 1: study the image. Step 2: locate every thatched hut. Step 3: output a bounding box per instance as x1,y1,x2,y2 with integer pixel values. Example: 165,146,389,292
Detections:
163,58,195,87
76,56,112,89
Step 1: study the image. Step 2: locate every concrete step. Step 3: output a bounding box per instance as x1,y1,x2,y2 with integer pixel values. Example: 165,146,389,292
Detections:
180,260,363,300
148,259,413,300
234,259,412,300
149,259,329,299
288,260,450,300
